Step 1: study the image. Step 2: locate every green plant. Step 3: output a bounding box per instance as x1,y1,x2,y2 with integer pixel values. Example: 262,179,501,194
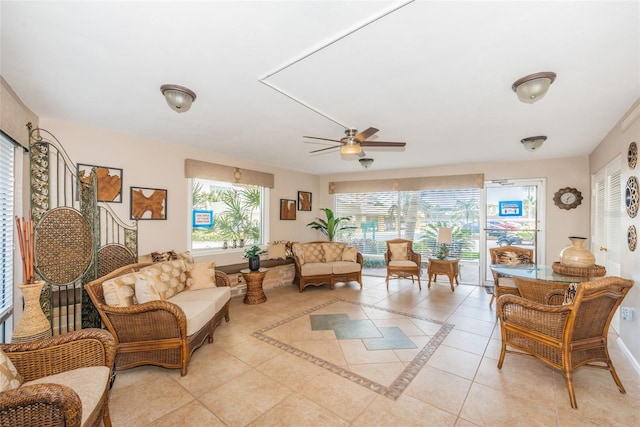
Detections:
306,208,356,242
243,245,266,259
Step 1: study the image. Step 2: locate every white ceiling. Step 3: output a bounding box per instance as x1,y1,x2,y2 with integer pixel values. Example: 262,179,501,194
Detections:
2,1,639,175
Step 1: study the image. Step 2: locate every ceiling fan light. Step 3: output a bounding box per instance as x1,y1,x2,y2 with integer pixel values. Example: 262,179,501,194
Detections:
359,158,374,168
160,84,196,113
341,144,362,155
521,136,547,151
512,72,556,104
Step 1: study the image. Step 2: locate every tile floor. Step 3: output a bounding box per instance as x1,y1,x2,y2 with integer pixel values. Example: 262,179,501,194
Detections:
108,276,640,426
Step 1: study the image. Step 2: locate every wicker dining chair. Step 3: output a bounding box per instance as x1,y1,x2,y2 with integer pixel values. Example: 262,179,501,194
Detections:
0,328,116,427
513,276,568,304
488,245,534,307
384,238,422,290
497,276,634,409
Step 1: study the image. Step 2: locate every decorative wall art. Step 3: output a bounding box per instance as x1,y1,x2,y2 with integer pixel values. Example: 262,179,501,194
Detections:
298,191,312,211
280,199,296,220
628,142,637,169
628,225,637,251
130,187,167,220
625,176,639,218
77,163,123,202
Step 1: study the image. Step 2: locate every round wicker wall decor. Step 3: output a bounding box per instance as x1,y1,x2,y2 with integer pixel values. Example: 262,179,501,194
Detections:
626,176,639,218
628,142,638,170
628,225,637,252
35,207,94,285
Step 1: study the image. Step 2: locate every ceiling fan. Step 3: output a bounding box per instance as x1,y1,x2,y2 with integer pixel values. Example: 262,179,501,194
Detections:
304,127,406,157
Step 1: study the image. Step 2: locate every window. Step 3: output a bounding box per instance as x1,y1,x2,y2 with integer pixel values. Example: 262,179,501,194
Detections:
0,133,16,340
190,178,265,251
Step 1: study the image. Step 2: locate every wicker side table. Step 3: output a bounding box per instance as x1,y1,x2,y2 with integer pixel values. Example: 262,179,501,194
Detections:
427,258,459,292
241,268,268,304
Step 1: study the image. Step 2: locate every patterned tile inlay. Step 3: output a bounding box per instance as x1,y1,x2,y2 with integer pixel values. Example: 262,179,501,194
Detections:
252,298,453,400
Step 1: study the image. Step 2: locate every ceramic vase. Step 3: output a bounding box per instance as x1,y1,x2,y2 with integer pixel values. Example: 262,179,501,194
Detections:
12,280,52,343
249,255,260,271
559,236,595,268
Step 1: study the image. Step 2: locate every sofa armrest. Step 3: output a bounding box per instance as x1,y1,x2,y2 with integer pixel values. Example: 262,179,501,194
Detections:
0,383,82,427
215,270,231,287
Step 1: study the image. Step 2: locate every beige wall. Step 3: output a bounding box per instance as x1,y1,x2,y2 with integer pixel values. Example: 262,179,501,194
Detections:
0,76,38,147
317,156,592,263
590,98,640,370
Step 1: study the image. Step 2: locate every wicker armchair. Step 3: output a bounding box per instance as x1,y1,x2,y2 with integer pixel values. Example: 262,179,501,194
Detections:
488,245,534,307
513,276,568,304
497,276,634,409
384,239,422,290
85,262,231,376
0,328,116,427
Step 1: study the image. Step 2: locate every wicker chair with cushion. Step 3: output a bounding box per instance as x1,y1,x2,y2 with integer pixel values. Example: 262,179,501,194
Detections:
0,328,116,427
497,276,634,409
384,239,422,290
488,245,534,307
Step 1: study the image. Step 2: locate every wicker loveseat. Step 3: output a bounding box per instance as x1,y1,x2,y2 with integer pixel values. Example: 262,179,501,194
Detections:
0,328,116,427
85,260,230,376
292,241,363,292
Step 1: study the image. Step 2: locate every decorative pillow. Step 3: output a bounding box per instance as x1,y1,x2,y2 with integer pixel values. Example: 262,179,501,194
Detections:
495,251,531,265
186,261,217,290
176,250,194,264
322,243,345,262
141,259,187,299
151,250,178,263
135,277,161,304
563,283,579,305
292,243,305,264
304,242,324,263
284,241,295,258
0,348,22,392
389,243,409,261
102,272,146,306
342,246,358,262
267,241,287,260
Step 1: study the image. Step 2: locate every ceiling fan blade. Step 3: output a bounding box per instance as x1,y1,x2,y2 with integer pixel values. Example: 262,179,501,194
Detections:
353,127,379,143
360,141,406,147
303,136,343,143
309,145,340,154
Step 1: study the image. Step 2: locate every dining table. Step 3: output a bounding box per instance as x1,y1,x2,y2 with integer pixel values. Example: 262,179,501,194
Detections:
489,263,598,284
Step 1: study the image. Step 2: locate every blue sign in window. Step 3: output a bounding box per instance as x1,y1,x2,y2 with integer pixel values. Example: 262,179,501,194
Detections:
498,201,522,217
192,210,214,228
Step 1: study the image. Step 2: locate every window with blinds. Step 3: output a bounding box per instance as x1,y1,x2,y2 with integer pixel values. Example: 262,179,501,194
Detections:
334,189,481,263
0,134,15,331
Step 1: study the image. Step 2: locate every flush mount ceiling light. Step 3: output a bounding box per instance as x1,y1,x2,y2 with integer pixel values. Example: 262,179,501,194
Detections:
359,158,374,168
512,72,556,104
160,84,196,113
340,139,362,155
521,136,547,151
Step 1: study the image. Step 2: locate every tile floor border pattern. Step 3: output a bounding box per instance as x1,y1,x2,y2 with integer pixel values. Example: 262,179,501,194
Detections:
252,297,454,400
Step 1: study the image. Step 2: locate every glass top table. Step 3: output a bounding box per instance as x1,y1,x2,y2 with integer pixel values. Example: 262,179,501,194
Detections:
490,264,595,284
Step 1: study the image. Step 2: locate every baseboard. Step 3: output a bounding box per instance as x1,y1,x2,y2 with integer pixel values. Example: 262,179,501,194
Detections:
617,336,640,377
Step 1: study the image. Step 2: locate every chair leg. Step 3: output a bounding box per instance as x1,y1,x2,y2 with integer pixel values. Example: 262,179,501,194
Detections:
102,402,113,427
497,342,507,369
385,273,390,290
489,293,495,307
608,362,627,394
416,275,421,290
564,371,578,409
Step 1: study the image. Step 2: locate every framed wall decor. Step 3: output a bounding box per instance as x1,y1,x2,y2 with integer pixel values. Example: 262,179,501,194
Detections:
77,163,123,202
280,199,296,220
298,191,312,211
130,187,167,220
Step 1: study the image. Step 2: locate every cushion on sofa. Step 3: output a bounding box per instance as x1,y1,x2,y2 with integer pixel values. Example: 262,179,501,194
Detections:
292,243,305,264
186,261,217,290
301,262,333,276
342,246,358,262
267,241,288,260
135,277,161,304
389,242,409,261
102,271,147,306
322,243,345,262
168,287,230,336
141,259,188,299
0,348,22,392
304,242,324,263
24,366,110,426
329,261,361,274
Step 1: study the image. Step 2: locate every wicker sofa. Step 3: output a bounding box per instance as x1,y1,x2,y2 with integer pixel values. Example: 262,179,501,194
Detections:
292,241,363,292
85,260,230,376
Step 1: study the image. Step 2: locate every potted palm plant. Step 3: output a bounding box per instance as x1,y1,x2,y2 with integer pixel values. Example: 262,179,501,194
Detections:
243,245,266,271
306,208,356,242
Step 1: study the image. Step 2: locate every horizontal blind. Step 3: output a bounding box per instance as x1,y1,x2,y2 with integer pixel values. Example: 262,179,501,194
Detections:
0,135,14,322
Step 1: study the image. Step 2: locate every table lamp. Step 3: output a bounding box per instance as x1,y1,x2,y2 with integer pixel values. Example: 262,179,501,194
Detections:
436,227,453,259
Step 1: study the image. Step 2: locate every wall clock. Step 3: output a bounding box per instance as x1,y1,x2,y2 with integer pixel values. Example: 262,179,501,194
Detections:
626,176,639,218
628,225,637,251
553,187,583,210
628,142,638,170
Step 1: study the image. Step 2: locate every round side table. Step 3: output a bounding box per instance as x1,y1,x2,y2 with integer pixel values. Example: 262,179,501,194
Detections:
241,268,268,304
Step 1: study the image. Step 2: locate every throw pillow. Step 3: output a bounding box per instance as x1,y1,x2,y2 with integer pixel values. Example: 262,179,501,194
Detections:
495,251,531,265
135,277,161,304
151,250,178,263
102,272,146,306
322,243,345,262
563,283,579,305
141,259,187,299
304,243,324,263
292,243,305,264
267,241,287,260
342,246,358,262
186,261,217,290
389,243,409,261
284,241,296,258
0,348,22,392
